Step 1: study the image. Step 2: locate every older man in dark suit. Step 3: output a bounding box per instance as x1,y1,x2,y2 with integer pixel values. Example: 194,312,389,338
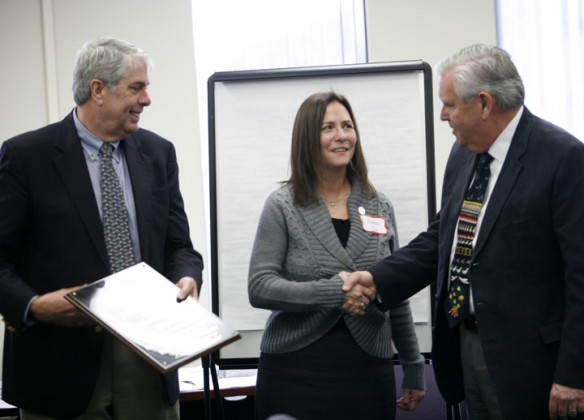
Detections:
342,44,584,420
0,37,203,419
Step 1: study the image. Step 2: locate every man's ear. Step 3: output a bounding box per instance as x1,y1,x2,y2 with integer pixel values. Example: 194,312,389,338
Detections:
89,79,106,104
478,91,494,119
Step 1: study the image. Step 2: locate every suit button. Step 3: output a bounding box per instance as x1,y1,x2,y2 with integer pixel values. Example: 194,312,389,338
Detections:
95,326,103,334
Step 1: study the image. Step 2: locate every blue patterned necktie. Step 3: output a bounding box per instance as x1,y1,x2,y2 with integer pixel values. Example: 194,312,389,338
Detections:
446,153,493,327
100,143,136,273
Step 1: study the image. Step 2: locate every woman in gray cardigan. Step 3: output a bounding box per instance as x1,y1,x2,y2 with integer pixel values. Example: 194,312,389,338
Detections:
248,92,425,420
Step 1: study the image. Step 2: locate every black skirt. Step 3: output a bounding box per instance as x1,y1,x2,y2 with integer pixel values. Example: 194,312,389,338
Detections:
255,319,396,420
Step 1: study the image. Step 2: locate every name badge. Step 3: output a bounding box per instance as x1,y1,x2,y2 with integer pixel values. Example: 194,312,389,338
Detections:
358,206,388,235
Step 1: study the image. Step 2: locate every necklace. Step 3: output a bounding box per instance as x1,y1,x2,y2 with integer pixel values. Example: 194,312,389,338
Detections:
322,183,350,207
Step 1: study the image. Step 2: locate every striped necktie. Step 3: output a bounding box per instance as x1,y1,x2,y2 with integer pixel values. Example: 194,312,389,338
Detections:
100,142,136,273
446,153,493,327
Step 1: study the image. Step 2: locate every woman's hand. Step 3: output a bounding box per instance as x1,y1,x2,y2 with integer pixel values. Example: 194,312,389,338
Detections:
397,388,426,410
339,271,377,316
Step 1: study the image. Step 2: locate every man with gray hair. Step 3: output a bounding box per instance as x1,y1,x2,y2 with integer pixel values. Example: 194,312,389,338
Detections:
343,44,584,419
0,37,203,419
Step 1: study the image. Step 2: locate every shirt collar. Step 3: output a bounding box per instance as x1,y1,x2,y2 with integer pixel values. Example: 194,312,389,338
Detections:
487,106,524,164
73,108,122,162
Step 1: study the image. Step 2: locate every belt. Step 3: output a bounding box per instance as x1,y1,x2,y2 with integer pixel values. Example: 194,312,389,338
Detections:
463,315,479,333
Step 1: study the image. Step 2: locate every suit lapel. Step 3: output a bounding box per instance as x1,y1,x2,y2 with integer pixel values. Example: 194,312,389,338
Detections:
439,152,477,277
53,113,109,267
474,111,531,256
123,133,152,261
432,150,477,300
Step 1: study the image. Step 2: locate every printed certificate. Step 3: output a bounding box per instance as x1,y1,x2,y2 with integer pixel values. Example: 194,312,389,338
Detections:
65,262,240,373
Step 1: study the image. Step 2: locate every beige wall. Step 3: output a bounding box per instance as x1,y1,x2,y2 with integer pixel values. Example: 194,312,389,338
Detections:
0,0,497,378
0,1,48,139
366,0,497,197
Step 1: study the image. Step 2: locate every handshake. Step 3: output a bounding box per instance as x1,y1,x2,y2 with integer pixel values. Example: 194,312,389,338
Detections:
339,270,377,316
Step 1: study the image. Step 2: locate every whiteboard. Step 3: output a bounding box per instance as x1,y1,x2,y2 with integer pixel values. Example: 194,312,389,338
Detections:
208,61,436,367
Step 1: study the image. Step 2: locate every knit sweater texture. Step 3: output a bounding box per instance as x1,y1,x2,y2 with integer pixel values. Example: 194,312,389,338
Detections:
248,180,425,390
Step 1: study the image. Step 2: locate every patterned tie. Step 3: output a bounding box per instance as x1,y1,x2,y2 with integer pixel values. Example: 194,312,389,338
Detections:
446,153,493,327
100,143,136,273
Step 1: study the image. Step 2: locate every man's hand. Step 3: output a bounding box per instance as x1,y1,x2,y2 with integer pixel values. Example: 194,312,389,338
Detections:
339,271,376,316
549,383,584,419
176,276,199,302
30,286,94,326
342,270,375,291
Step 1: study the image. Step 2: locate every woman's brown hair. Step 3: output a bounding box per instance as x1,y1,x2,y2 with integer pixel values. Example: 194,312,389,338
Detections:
286,91,374,206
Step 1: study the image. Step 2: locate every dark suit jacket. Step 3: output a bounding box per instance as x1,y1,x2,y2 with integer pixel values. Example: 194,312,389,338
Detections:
0,111,203,418
368,108,584,419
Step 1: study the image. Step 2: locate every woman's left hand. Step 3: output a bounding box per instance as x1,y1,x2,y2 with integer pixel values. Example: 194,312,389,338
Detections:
396,388,426,411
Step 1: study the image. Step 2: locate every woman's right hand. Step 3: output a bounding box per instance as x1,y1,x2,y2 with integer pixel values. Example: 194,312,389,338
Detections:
339,271,377,315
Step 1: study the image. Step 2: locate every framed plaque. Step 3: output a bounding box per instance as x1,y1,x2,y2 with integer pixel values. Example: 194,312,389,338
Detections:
65,262,240,374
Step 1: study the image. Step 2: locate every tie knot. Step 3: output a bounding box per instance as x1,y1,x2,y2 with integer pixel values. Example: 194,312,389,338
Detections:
100,143,115,158
478,153,493,166
474,153,493,176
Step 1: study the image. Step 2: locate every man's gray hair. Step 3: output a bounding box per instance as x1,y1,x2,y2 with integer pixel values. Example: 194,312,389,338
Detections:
436,44,525,110
72,37,153,106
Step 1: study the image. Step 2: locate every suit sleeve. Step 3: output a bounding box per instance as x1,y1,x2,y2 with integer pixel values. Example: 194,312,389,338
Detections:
552,142,584,389
0,141,38,329
369,213,440,310
162,144,204,290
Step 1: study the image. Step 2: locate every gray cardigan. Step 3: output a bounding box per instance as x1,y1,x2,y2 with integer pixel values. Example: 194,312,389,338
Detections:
248,180,425,390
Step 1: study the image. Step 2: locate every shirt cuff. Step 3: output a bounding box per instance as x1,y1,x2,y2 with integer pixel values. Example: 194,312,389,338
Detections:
24,295,39,326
